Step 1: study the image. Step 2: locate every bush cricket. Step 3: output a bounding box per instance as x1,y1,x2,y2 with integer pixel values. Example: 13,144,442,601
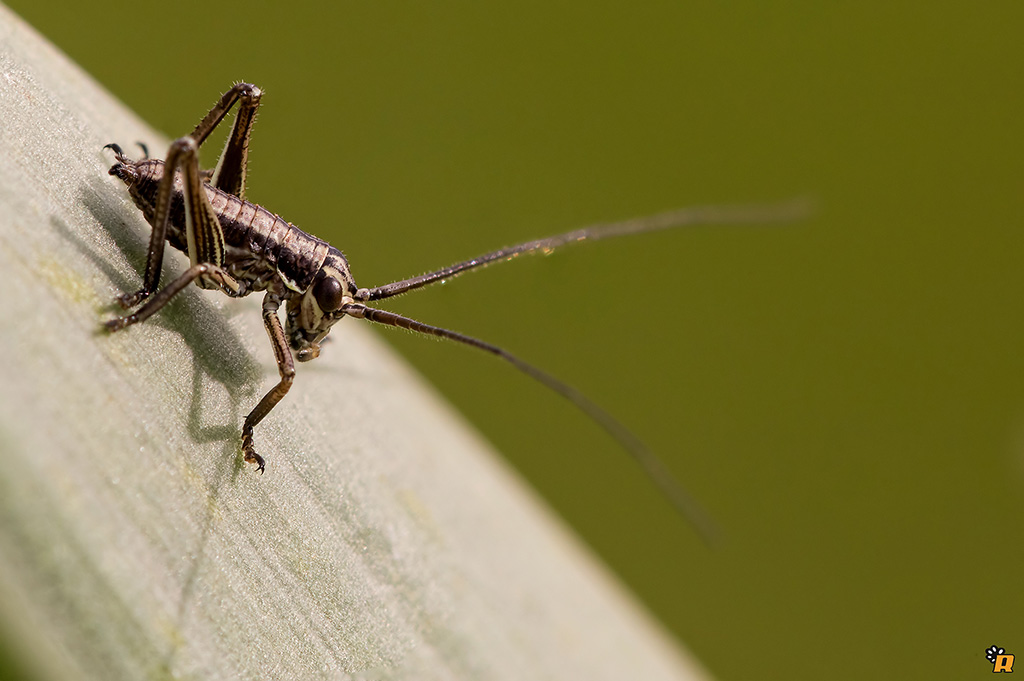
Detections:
103,82,805,541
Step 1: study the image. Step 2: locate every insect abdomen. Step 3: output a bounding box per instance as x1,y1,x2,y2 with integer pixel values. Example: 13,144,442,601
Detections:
130,159,330,293
207,187,330,292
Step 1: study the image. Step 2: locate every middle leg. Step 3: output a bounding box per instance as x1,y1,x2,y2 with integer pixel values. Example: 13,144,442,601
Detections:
106,263,238,331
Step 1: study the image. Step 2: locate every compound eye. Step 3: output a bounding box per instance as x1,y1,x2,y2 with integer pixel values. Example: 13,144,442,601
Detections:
313,275,344,312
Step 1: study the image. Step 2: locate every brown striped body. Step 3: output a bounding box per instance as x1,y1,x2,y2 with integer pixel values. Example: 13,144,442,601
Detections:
127,158,351,298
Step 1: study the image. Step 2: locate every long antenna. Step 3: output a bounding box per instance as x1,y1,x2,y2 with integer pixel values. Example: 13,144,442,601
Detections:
342,302,720,544
353,198,811,543
360,199,810,302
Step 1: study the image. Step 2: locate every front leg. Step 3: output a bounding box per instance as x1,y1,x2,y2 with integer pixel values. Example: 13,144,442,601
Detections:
241,294,296,473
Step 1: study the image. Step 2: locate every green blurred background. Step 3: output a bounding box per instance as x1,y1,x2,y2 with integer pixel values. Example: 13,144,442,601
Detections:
6,1,1024,679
